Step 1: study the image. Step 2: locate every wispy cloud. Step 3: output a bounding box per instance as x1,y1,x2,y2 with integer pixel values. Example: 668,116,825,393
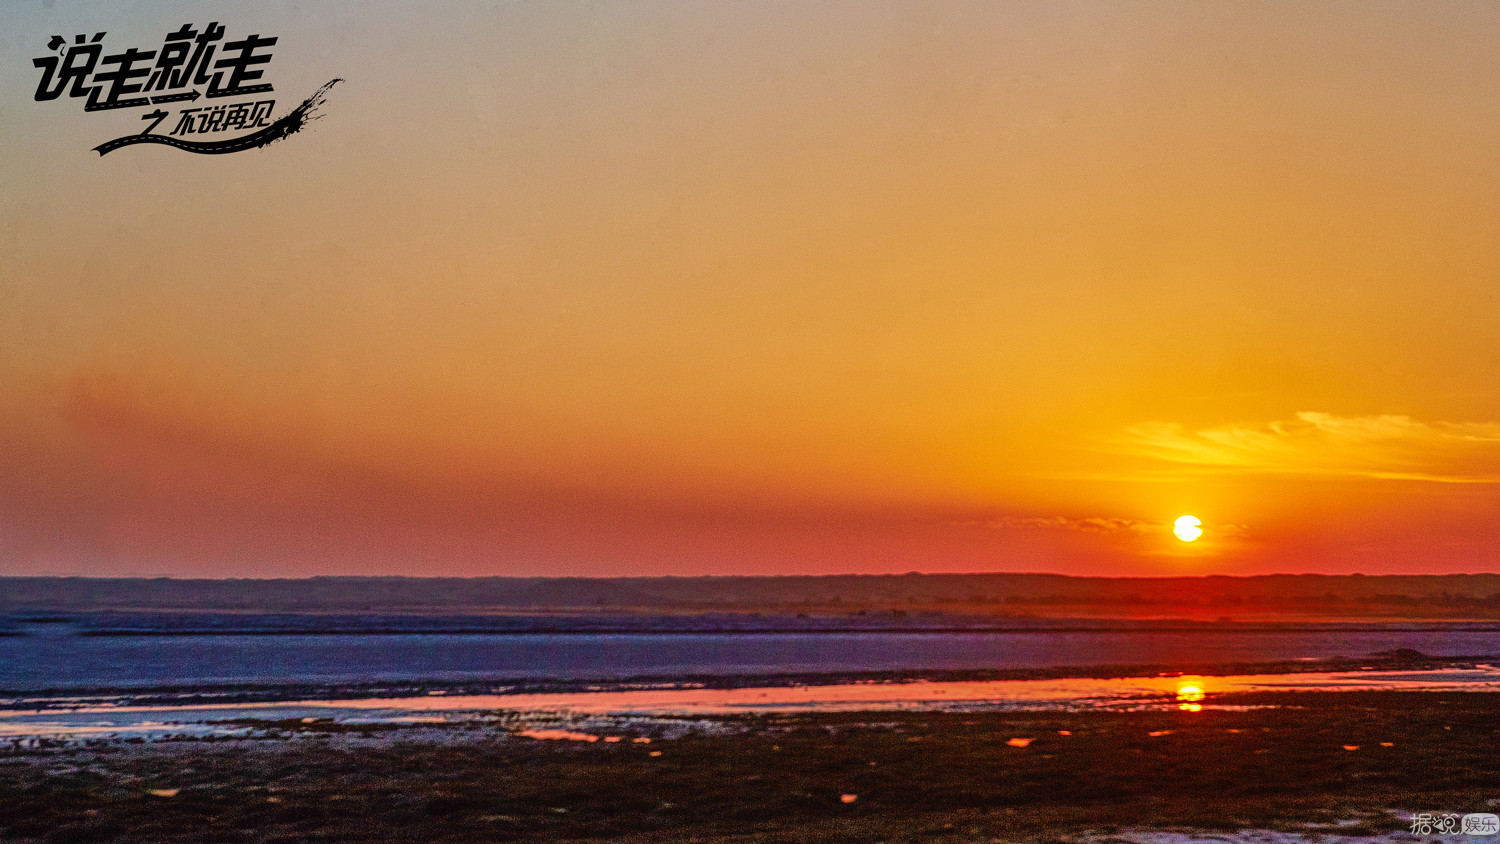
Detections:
955,515,1249,539
971,515,1162,534
1118,412,1500,483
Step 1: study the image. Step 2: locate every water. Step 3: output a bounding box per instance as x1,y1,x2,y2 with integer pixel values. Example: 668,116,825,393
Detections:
6,668,1500,742
3,621,1499,690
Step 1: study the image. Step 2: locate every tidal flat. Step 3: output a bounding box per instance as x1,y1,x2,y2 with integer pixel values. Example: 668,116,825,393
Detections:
2,690,1497,843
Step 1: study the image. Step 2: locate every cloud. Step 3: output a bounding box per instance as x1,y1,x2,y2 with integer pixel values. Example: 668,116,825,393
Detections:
1118,412,1500,483
956,515,1249,539
960,515,1254,548
972,515,1163,534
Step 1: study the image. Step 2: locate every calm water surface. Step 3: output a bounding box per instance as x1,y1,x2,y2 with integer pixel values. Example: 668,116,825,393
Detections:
3,626,1500,689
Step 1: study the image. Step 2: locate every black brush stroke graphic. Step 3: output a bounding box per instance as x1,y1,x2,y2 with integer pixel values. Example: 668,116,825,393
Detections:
93,78,342,156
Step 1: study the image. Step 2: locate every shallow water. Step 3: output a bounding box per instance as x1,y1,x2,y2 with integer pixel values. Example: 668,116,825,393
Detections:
3,667,1498,742
4,625,1500,689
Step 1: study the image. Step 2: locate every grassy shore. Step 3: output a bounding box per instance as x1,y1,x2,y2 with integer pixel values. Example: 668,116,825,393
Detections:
3,691,1497,843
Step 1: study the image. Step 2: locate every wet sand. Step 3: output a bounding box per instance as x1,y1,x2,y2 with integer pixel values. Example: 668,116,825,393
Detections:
2,689,1497,843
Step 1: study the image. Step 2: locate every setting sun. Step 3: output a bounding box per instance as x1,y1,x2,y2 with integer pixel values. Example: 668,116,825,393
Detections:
1173,516,1203,542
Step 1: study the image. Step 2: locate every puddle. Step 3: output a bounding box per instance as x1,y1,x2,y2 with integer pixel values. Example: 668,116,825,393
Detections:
516,729,599,742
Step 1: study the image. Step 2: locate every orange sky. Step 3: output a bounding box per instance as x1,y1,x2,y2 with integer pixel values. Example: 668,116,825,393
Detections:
3,1,1500,577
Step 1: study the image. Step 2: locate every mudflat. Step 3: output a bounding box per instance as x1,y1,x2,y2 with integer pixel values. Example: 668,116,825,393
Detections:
2,690,1496,843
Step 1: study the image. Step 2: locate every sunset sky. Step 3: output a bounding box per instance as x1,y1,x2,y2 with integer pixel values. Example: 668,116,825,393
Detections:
3,1,1499,577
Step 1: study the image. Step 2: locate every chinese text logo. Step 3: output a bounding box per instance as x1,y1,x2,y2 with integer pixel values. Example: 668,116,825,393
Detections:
32,23,339,156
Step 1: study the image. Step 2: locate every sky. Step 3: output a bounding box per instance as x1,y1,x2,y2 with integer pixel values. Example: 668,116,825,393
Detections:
2,1,1499,578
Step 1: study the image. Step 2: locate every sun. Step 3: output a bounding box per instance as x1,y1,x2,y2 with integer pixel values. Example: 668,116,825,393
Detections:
1173,515,1202,542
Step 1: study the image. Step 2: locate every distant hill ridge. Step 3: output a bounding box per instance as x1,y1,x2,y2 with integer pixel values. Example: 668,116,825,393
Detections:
2,573,1499,617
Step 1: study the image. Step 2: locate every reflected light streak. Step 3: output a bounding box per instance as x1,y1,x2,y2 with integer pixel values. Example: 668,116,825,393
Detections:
1176,678,1206,712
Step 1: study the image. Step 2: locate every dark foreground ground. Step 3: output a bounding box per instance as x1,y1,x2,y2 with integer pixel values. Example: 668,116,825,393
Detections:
2,691,1497,843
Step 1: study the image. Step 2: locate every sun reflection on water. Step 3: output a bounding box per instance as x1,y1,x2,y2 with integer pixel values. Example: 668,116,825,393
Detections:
1176,679,1206,712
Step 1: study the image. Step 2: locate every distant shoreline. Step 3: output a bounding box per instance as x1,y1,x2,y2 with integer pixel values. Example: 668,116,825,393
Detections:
44,623,1500,636
8,608,1500,636
5,572,1500,622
